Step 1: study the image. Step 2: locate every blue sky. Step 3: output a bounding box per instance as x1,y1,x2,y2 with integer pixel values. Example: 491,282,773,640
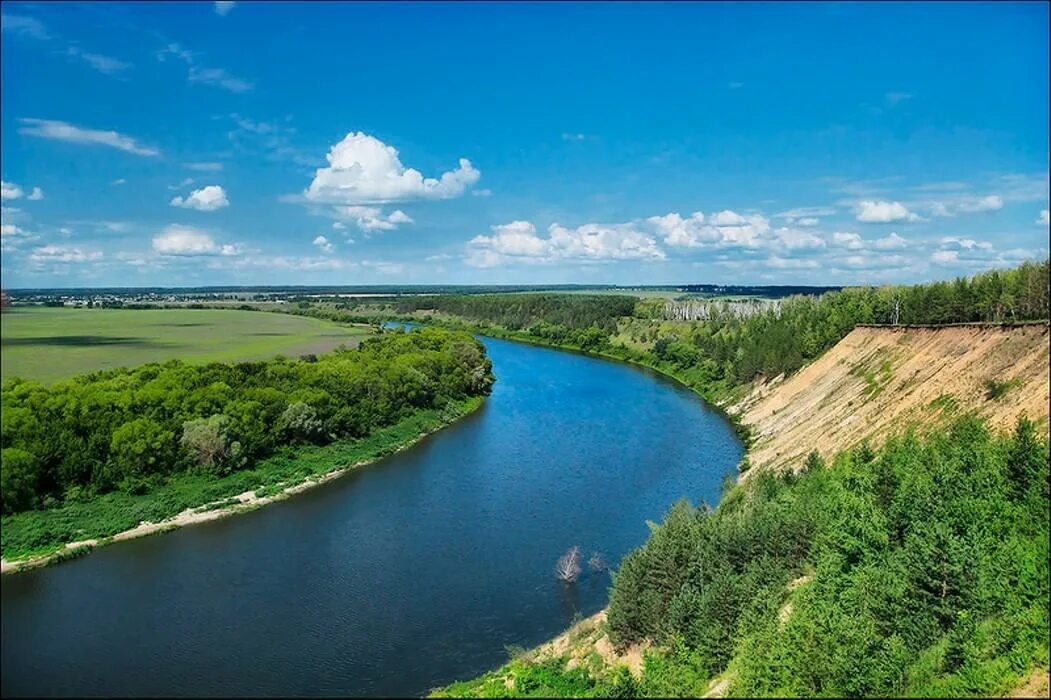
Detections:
1,1,1048,288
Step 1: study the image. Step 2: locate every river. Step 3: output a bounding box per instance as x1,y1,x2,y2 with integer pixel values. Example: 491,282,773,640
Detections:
0,333,743,697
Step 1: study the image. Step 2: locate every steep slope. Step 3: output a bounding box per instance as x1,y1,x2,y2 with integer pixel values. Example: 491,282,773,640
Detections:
737,323,1050,474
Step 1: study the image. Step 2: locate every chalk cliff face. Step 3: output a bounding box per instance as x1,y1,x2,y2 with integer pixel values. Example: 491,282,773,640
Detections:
736,323,1051,475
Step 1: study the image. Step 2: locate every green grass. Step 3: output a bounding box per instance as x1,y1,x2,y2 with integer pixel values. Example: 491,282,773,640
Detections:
985,377,1024,401
0,307,374,383
1,396,483,563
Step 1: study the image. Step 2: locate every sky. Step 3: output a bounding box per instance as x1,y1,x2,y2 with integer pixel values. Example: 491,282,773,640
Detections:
1,1,1048,288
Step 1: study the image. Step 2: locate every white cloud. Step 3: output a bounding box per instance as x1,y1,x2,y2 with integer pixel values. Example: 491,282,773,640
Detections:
854,200,922,223
304,132,480,205
215,2,236,15
931,249,959,265
188,66,253,93
152,224,239,256
66,46,130,75
186,161,223,172
334,205,414,232
773,227,825,251
831,231,864,250
1,181,25,200
885,92,914,106
466,220,664,267
649,210,772,249
170,185,229,211
1,181,44,201
561,133,588,141
1,13,50,40
1037,210,1049,226
873,232,908,250
939,236,993,251
1,223,38,251
112,178,127,185
18,118,159,156
774,206,837,220
312,235,334,253
29,244,102,263
927,194,1003,217
796,217,820,226
157,43,252,93
168,177,195,190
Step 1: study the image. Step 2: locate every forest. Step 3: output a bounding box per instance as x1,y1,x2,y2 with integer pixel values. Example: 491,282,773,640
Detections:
0,327,493,515
436,415,1050,697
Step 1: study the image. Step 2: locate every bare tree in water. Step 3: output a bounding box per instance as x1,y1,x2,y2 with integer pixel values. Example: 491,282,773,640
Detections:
556,546,582,583
588,551,609,573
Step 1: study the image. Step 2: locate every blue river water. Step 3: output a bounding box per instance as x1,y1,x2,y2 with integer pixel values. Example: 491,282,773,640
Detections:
1,332,742,697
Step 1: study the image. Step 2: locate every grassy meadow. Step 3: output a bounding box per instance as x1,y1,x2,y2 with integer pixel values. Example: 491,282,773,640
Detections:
0,307,373,383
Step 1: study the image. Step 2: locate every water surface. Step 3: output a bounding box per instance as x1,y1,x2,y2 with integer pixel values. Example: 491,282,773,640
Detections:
1,335,742,697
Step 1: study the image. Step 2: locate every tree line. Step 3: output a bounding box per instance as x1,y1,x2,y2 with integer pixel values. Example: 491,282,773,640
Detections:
1,328,493,515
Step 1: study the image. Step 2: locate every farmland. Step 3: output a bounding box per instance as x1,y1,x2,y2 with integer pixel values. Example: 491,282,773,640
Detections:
0,307,373,383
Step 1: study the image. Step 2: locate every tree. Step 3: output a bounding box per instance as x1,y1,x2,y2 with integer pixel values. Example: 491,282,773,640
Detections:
109,418,177,482
180,414,243,474
278,401,324,443
1,448,39,514
556,545,583,583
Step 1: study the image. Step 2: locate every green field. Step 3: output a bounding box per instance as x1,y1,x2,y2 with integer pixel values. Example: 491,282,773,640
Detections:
1,307,373,383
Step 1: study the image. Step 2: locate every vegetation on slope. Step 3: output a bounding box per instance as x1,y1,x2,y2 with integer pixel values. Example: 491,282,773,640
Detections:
1,327,493,531
436,415,1049,697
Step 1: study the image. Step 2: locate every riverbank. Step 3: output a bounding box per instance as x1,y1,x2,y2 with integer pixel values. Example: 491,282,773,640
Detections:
1,396,484,574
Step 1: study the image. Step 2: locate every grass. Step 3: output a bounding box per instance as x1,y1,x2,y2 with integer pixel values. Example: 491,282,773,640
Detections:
985,377,1024,401
0,307,373,383
1,396,484,563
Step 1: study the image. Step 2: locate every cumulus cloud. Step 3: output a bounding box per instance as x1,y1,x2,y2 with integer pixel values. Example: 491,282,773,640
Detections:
831,231,864,250
796,217,820,226
152,224,239,256
304,132,480,205
18,118,159,156
2,181,44,201
333,205,414,232
1,223,38,251
939,236,993,251
854,200,922,223
873,232,908,250
466,220,664,267
170,185,229,211
1038,210,1049,226
312,235,334,253
649,210,772,249
1,181,25,200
